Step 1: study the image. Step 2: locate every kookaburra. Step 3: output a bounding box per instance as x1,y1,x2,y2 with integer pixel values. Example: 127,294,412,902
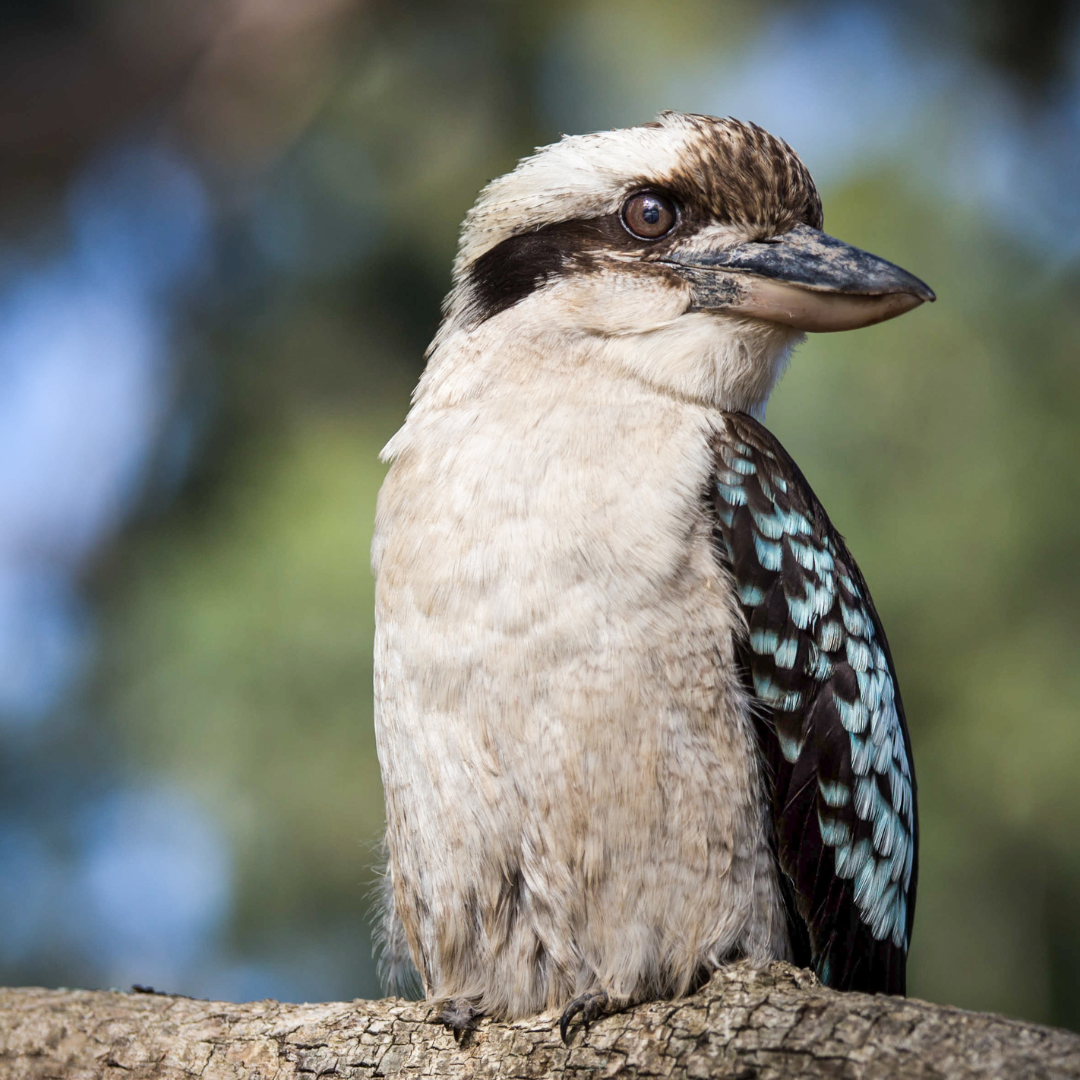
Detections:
372,112,930,1038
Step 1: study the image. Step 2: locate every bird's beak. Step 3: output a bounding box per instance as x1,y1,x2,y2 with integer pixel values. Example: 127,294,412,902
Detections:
662,222,935,332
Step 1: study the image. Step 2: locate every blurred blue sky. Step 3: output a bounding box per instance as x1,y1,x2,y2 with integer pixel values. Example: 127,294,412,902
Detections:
0,141,209,721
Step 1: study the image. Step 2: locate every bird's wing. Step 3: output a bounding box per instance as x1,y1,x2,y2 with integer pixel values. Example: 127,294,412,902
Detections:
710,411,917,995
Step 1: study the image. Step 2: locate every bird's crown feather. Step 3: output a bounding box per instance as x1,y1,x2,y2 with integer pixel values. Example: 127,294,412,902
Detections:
454,111,822,280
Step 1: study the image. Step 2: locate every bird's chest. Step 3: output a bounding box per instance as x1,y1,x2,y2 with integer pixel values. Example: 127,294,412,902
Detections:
373,388,785,1000
373,389,751,792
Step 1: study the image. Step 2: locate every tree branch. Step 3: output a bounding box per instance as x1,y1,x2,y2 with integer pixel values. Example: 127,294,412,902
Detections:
2,962,1078,1079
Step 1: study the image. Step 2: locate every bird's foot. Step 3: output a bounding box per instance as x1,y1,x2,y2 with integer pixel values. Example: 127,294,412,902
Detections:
438,997,483,1041
558,989,610,1045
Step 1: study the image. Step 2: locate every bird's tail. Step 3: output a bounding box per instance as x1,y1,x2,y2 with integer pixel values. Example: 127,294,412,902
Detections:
371,850,423,999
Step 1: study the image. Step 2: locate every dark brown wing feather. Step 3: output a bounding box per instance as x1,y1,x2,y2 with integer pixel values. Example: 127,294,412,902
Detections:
711,412,917,994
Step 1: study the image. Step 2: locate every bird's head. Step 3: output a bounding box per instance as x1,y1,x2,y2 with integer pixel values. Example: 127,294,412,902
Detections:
433,112,934,414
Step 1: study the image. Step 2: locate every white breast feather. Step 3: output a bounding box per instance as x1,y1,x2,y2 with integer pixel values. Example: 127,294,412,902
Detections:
373,318,791,1018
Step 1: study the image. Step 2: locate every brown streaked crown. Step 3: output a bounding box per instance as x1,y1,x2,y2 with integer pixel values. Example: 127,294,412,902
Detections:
643,113,823,236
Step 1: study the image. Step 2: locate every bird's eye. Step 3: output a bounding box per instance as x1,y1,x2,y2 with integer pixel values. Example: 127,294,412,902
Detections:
622,192,676,240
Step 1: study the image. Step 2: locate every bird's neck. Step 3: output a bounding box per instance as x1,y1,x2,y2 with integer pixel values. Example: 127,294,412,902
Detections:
413,301,801,421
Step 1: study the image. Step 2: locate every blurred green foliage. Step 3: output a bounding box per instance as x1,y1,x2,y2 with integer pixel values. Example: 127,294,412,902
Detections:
100,418,391,965
66,0,1080,1028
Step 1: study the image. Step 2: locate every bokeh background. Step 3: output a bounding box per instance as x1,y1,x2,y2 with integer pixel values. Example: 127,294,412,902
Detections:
0,0,1078,1027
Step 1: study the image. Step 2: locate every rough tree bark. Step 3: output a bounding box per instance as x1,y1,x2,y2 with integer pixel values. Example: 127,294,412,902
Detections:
2,962,1078,1079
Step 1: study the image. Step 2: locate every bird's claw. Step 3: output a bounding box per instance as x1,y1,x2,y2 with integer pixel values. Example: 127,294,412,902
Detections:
559,989,609,1044
438,998,482,1041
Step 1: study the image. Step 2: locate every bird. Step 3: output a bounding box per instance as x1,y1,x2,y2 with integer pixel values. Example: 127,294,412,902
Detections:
371,111,930,1040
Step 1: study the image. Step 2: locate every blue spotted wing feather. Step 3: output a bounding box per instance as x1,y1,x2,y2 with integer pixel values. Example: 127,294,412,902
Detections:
711,412,917,995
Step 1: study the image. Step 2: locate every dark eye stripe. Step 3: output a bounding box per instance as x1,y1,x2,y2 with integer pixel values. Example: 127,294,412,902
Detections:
462,212,683,326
